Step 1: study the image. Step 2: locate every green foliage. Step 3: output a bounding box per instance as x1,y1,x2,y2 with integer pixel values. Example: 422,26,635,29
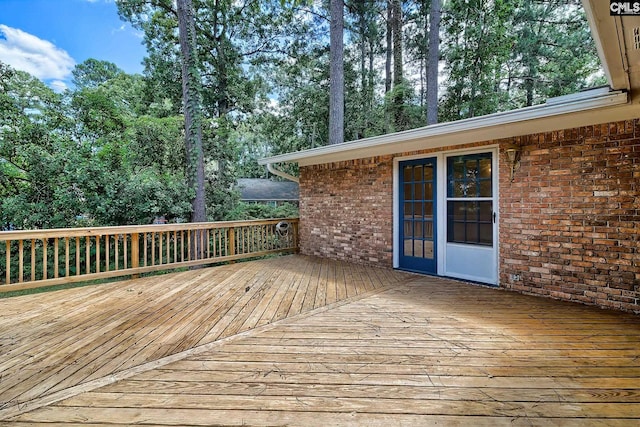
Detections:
0,61,192,229
1,0,604,231
72,59,124,89
224,202,299,221
108,170,193,224
128,115,185,173
440,0,603,120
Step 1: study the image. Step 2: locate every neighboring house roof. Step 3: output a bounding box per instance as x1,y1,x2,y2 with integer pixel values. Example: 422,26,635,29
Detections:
237,178,299,201
259,0,640,168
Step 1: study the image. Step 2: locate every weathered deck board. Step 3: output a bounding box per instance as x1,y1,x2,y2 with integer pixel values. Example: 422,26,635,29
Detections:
2,256,640,425
0,255,410,416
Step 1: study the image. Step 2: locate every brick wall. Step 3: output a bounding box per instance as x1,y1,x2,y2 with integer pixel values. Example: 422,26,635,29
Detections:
299,156,395,266
499,120,640,313
298,120,640,313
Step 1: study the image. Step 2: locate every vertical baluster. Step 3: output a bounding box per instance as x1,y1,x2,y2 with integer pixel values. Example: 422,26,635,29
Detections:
105,235,110,272
188,230,192,261
261,225,266,251
115,235,119,271
180,230,185,262
151,232,156,266
143,233,148,267
65,237,70,277
124,234,128,269
76,237,80,276
43,238,48,280
96,235,101,274
206,229,211,259
166,232,170,264
31,239,36,281
158,232,163,265
173,231,177,263
53,237,59,278
5,241,9,285
267,224,271,250
85,236,90,274
200,229,205,259
18,239,23,283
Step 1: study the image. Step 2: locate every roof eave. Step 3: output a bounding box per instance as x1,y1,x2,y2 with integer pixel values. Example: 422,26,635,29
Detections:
259,89,630,167
581,0,629,91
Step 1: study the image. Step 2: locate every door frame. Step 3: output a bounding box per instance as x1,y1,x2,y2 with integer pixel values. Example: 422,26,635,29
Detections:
393,145,500,285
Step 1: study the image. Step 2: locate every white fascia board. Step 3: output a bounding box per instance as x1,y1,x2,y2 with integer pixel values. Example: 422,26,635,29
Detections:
259,89,630,167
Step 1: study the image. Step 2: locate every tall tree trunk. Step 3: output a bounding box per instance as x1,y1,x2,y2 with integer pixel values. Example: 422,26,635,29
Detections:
385,0,392,94
368,38,375,109
358,2,368,140
426,0,440,125
391,0,404,129
329,0,345,145
176,0,206,227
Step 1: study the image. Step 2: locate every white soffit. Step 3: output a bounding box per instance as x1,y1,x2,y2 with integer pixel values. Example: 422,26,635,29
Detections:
582,0,629,90
582,0,640,91
259,89,632,167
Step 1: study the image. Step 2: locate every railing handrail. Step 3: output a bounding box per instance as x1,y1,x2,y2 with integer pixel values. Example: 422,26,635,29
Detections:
0,218,299,241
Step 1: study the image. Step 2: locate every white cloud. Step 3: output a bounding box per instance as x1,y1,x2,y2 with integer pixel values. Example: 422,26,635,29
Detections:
0,25,75,81
49,80,69,93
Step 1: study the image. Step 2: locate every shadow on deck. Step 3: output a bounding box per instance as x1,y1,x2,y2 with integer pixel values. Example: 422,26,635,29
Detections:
1,255,639,425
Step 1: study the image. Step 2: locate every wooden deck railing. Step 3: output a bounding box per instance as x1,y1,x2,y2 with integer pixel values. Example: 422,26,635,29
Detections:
0,218,299,292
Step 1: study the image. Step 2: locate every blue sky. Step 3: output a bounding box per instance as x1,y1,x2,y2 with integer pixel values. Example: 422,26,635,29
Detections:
0,0,147,91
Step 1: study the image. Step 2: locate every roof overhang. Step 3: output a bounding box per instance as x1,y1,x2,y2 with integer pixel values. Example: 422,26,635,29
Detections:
259,88,635,167
582,0,640,92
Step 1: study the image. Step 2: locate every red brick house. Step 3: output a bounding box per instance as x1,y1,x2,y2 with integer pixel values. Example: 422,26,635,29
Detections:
260,1,640,313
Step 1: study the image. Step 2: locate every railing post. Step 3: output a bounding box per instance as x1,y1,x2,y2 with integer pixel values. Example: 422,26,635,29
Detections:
228,227,235,263
131,233,139,278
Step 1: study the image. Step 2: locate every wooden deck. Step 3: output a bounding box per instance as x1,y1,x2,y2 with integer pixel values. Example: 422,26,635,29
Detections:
1,255,639,425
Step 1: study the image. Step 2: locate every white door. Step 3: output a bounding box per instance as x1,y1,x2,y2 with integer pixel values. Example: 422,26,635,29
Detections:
443,151,498,284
